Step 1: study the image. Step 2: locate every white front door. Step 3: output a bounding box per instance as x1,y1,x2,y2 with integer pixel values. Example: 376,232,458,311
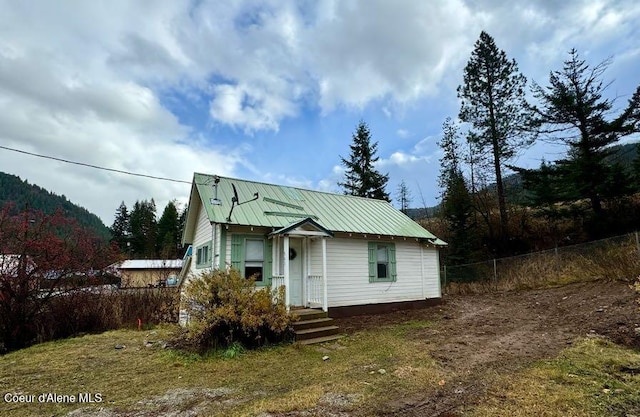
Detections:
288,238,303,306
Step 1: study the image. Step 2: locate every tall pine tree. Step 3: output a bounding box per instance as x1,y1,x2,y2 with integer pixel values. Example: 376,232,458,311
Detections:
128,199,158,258
157,200,181,258
338,121,390,201
396,180,412,213
530,49,640,216
458,31,534,239
110,201,129,253
438,117,475,264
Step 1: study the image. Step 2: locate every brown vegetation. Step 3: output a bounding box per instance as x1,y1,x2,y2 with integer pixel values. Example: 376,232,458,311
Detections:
445,235,640,295
175,269,295,352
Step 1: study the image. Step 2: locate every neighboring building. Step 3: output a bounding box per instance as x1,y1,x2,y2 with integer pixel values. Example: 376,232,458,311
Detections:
116,259,183,287
180,173,446,316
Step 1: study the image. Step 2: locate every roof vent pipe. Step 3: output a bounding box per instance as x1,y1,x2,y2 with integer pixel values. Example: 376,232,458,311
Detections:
210,175,221,206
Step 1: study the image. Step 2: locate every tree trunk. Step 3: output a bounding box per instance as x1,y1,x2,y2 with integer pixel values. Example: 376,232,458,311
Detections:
492,142,508,239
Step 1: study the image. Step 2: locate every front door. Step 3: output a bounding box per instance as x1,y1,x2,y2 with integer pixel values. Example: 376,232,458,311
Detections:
288,238,303,306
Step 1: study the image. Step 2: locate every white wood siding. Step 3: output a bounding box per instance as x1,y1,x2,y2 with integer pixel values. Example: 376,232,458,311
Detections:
324,238,439,307
188,201,213,277
421,245,441,299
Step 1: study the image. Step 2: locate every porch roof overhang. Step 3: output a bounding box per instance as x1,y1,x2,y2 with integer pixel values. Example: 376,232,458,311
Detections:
268,217,334,238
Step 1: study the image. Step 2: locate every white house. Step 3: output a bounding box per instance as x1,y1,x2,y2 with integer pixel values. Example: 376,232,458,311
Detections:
180,173,446,317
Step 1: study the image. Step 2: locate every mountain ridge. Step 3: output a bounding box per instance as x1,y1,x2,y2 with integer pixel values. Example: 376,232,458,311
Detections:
0,171,111,240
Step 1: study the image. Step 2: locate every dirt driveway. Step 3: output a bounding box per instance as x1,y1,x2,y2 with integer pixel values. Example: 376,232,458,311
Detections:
336,279,640,416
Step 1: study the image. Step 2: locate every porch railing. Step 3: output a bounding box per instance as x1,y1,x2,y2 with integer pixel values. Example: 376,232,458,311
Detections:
306,275,323,308
271,275,285,303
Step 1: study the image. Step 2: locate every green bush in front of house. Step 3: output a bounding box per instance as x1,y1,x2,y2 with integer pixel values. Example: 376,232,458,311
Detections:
176,269,295,352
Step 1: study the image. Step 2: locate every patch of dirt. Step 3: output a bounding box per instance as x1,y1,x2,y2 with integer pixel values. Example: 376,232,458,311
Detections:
335,280,640,416
66,387,241,417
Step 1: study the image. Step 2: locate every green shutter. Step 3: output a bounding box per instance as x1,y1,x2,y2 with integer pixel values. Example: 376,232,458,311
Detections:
230,234,244,274
264,238,273,283
389,243,397,281
219,227,227,269
367,242,376,282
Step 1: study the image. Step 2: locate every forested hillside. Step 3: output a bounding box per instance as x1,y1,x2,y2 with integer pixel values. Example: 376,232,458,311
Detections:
0,172,110,240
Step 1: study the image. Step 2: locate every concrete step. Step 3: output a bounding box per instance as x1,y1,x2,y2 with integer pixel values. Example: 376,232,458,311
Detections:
297,334,345,345
295,325,340,341
292,317,335,331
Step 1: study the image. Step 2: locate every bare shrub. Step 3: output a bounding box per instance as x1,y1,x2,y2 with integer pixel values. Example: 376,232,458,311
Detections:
36,288,179,344
176,269,295,352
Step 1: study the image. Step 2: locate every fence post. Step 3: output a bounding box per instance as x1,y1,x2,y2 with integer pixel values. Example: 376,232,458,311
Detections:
493,258,497,286
443,265,447,290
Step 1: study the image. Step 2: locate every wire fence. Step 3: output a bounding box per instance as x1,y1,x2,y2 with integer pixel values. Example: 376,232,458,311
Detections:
441,231,640,291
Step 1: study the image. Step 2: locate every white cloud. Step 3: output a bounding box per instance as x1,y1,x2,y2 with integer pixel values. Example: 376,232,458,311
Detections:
397,129,410,138
1,0,639,223
380,152,428,167
209,83,297,133
307,0,477,112
0,1,245,224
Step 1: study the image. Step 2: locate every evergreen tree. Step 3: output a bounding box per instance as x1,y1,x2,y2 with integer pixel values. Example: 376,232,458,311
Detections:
633,144,640,191
438,118,462,190
157,200,180,258
529,49,640,216
442,171,475,265
338,121,390,201
396,180,412,213
128,199,157,258
178,205,188,250
110,201,130,253
458,31,535,239
438,117,475,264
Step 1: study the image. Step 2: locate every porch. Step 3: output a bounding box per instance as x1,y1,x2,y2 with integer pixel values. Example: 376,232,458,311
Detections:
268,218,333,312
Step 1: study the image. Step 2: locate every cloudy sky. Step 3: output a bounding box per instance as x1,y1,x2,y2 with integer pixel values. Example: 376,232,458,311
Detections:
1,0,639,225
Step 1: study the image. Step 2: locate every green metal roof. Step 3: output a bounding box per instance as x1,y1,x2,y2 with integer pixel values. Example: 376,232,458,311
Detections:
190,173,444,242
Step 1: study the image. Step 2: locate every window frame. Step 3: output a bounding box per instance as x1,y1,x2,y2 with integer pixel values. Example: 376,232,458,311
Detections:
244,238,265,282
195,241,211,269
230,234,272,286
368,242,397,283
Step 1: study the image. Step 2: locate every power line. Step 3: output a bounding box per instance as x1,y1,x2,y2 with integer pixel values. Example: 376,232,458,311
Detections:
0,145,191,184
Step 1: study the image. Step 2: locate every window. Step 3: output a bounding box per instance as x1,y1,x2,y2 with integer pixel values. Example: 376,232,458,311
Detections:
377,245,389,278
195,242,211,269
368,242,396,282
244,239,264,282
230,235,272,285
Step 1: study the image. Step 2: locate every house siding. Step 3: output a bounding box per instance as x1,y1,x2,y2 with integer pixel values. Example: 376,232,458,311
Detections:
421,245,441,299
189,201,213,277
322,237,437,307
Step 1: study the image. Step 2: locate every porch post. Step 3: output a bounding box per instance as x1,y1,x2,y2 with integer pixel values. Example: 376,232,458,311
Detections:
321,236,328,312
302,237,308,307
284,235,290,311
271,236,276,279
275,236,280,275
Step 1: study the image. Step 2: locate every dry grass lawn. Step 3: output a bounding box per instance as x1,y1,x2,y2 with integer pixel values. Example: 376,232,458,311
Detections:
0,320,447,416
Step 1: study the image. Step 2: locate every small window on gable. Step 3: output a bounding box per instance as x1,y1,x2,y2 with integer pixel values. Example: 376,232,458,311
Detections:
368,242,396,282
